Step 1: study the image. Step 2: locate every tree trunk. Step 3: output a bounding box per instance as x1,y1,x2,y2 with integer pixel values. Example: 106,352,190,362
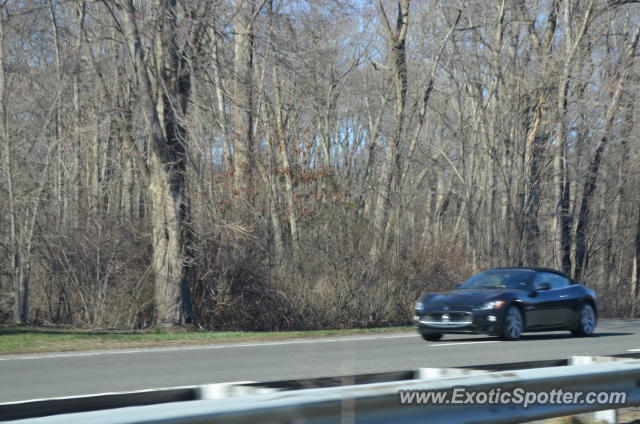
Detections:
231,0,259,204
554,0,593,275
119,0,193,325
558,143,572,273
1,7,28,324
270,40,299,252
370,0,409,264
210,32,233,173
574,25,639,280
521,92,548,266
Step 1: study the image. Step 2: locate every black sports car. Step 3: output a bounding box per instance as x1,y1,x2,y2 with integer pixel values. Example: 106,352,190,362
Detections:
413,267,597,341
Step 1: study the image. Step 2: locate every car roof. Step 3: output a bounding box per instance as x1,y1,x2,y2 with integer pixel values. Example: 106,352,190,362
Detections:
485,267,570,278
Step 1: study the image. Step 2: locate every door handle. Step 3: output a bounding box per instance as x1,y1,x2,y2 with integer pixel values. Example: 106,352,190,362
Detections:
559,295,569,298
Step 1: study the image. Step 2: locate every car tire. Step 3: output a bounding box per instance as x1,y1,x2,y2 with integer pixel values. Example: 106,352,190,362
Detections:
501,305,524,341
421,333,443,342
572,303,596,337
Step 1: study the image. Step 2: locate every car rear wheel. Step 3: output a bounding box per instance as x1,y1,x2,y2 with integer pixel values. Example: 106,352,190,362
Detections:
572,304,596,337
501,305,523,341
421,333,443,342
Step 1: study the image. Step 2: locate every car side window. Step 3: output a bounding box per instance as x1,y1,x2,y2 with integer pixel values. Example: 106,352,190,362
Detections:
533,272,569,290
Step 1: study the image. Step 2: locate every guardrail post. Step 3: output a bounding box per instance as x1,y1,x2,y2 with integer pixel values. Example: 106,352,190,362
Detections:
569,356,618,424
417,367,487,379
197,381,261,399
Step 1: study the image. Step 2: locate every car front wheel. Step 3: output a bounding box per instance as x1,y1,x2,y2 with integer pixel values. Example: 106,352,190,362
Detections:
421,333,443,342
572,304,596,337
501,305,523,341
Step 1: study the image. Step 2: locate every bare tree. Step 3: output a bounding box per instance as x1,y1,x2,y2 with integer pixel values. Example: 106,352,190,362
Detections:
114,0,205,324
2,0,640,328
370,0,409,264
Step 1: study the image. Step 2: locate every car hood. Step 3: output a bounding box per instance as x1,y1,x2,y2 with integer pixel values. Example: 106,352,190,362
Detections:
422,289,510,309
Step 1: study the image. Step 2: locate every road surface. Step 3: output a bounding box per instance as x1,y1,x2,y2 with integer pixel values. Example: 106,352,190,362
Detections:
1,320,639,403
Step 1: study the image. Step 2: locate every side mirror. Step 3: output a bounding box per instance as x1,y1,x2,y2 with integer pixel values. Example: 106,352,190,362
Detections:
454,284,462,289
536,282,551,291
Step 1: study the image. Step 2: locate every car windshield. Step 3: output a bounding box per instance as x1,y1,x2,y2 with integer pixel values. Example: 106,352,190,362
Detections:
457,270,533,290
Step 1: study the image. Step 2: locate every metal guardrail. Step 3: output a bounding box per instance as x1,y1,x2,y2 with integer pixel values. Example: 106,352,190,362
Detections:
0,387,198,422
0,369,486,421
5,356,640,423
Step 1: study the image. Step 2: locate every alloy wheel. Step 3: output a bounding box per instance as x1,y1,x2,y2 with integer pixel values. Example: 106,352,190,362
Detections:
580,304,595,335
504,306,523,340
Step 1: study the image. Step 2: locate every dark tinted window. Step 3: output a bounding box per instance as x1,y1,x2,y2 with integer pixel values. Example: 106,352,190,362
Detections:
458,270,533,290
533,272,569,289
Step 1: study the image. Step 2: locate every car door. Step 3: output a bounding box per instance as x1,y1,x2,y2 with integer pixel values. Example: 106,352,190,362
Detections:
543,273,574,324
525,272,570,328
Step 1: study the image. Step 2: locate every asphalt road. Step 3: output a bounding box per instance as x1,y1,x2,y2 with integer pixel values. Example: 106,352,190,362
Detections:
1,320,640,403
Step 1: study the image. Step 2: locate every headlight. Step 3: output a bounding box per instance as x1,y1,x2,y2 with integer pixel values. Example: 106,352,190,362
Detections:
415,301,424,311
479,300,505,310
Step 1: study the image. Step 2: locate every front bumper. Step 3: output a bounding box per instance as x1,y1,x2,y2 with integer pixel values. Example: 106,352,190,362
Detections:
413,308,505,335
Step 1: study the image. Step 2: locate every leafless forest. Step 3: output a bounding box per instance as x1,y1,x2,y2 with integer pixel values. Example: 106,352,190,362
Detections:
0,0,639,329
